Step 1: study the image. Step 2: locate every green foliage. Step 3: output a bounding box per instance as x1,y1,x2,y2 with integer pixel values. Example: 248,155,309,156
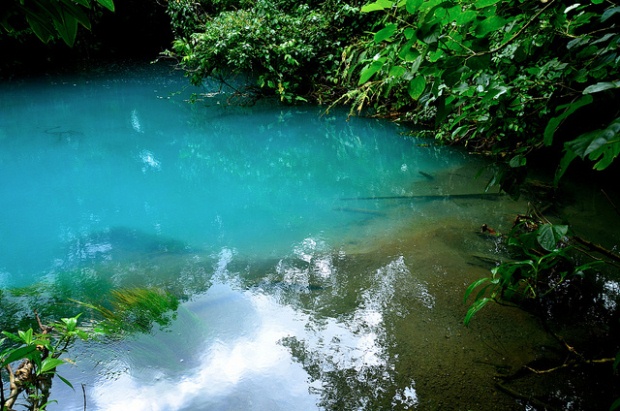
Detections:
0,314,92,410
463,221,602,326
341,0,619,184
0,0,114,46
167,0,372,101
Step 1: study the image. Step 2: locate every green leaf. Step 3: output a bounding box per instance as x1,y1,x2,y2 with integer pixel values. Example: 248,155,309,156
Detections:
543,95,593,146
509,154,526,168
18,328,34,345
537,224,568,251
475,15,506,37
96,0,115,12
1,345,38,367
583,81,620,94
358,57,387,84
57,373,75,389
564,117,620,171
361,0,393,13
464,277,491,303
374,23,397,43
464,297,493,326
406,0,423,13
26,15,54,43
61,314,80,332
388,65,407,77
590,0,604,4
39,357,66,374
53,11,78,46
408,75,426,100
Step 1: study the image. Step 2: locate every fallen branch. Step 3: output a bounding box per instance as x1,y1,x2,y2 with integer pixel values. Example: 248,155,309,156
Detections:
601,189,620,217
573,235,620,263
340,192,504,201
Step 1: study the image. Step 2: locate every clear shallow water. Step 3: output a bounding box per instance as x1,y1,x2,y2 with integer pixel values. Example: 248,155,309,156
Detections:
0,63,563,410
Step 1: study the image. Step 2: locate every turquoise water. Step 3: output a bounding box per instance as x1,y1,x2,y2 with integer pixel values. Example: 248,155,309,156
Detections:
0,64,557,410
0,66,462,286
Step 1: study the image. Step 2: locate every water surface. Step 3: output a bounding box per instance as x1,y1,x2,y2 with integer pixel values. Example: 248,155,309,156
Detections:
0,63,585,410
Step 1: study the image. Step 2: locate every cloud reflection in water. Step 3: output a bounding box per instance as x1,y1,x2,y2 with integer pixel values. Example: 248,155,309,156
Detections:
85,247,422,410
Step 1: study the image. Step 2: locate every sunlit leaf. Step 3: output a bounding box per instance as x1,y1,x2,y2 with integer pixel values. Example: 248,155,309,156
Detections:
0,345,38,368
358,58,386,84
361,0,393,13
39,357,66,374
388,65,407,77
406,0,423,13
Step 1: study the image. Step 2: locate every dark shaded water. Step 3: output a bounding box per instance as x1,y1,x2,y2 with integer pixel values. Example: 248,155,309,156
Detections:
1,63,618,410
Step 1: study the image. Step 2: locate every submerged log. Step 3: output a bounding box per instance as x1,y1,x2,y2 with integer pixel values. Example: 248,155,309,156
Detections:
333,207,386,216
340,192,504,201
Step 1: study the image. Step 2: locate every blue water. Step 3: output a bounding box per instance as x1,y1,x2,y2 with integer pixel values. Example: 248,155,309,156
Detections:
0,64,464,287
0,63,540,411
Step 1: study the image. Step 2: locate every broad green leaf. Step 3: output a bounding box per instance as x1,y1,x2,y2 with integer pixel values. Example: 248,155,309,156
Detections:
53,11,78,46
564,117,620,171
18,328,34,345
537,224,568,251
475,15,507,37
374,24,397,43
61,314,81,332
543,95,593,146
583,81,620,94
398,40,419,61
361,0,393,12
455,10,477,25
590,0,604,4
26,15,54,43
601,6,620,22
96,0,115,12
39,357,66,374
509,154,526,168
406,0,423,13
358,57,386,84
1,345,38,367
389,65,407,77
408,76,426,100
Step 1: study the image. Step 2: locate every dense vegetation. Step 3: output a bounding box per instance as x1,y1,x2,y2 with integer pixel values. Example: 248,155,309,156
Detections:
168,0,619,189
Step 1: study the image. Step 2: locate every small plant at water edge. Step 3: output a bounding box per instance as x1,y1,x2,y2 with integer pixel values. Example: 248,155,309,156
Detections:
0,313,91,411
